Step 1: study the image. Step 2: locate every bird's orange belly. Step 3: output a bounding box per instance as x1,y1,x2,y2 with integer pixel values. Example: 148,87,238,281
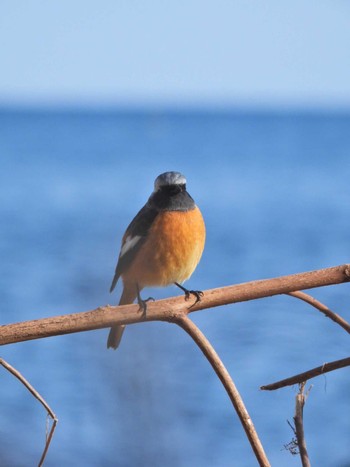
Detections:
122,207,205,287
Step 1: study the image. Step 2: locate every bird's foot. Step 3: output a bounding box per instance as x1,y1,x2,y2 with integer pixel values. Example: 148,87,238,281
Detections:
174,282,203,308
136,286,154,316
136,284,154,316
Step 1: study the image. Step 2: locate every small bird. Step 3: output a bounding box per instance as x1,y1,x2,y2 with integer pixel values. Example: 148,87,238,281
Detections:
108,171,206,349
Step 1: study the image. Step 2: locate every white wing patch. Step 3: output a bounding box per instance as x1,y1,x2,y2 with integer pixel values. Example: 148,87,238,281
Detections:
120,235,142,258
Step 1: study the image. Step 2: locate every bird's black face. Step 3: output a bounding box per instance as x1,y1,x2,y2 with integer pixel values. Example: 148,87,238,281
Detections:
149,182,194,211
159,183,186,197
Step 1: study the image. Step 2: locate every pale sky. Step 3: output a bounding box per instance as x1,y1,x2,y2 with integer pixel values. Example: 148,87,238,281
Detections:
1,1,350,108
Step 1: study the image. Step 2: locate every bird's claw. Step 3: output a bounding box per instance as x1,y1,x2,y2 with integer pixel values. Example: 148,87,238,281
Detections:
185,290,203,308
174,282,203,308
138,296,155,316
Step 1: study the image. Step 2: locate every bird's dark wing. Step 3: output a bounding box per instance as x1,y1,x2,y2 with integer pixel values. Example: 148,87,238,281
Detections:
110,204,159,292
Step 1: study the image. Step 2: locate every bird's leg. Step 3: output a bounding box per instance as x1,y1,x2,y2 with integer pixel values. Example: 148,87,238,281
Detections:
174,282,203,307
136,283,154,316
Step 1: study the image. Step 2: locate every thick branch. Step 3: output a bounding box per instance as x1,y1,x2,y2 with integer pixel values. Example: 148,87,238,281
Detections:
176,315,270,467
1,264,349,345
260,357,350,390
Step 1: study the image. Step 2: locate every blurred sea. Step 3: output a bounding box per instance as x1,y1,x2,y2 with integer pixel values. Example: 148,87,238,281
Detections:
0,108,349,467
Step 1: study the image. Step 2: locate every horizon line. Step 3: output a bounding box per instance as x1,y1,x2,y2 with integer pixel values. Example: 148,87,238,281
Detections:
1,100,350,115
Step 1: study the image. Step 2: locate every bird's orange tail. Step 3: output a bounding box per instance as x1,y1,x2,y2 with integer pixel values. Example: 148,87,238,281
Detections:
107,285,138,350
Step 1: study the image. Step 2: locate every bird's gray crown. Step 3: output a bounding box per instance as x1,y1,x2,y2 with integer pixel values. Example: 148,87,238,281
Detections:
154,171,186,190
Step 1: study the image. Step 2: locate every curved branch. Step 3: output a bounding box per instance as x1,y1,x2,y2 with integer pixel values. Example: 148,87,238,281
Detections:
0,358,58,466
287,290,350,333
1,264,349,346
260,356,350,390
175,314,270,467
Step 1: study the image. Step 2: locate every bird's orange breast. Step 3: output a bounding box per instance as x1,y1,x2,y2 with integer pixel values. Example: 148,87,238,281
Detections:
122,206,205,287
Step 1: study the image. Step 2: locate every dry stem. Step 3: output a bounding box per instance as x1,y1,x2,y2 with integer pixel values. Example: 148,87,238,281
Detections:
0,358,58,466
260,357,350,390
175,314,270,467
293,383,311,467
288,290,350,333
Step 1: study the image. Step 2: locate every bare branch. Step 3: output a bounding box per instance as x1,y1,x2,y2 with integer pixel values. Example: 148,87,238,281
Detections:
293,383,311,467
0,358,58,466
38,419,57,467
1,264,349,346
288,290,350,333
175,314,270,467
260,357,350,390
1,264,349,464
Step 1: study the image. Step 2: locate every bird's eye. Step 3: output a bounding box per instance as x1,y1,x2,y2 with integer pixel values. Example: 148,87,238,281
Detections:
168,185,182,195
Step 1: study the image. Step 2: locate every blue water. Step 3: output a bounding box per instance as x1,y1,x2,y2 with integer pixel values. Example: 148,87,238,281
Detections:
0,109,350,467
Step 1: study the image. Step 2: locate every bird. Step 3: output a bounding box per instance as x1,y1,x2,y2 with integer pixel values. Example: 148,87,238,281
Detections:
107,171,206,349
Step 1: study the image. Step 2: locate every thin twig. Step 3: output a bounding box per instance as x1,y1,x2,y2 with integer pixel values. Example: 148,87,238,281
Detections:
293,383,311,467
38,418,58,467
1,264,350,346
284,420,299,455
288,290,350,333
0,358,58,466
175,314,270,467
260,357,350,390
